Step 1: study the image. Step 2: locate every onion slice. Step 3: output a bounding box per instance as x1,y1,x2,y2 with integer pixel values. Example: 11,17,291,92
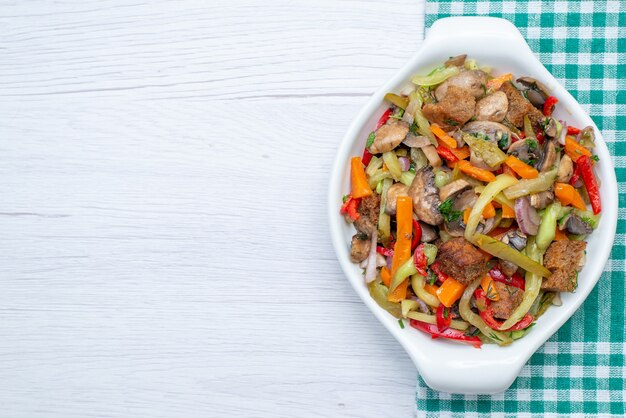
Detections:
364,230,379,283
515,196,540,236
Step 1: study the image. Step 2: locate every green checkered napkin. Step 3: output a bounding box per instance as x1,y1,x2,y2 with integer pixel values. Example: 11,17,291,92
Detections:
417,1,626,416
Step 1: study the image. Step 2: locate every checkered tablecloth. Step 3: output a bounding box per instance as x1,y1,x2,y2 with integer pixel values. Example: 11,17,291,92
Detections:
417,1,626,416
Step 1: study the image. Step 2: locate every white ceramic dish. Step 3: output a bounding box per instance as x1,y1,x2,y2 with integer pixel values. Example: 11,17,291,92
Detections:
328,16,618,394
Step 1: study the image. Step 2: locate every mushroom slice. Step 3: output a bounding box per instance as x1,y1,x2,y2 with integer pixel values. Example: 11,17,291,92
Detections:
508,137,541,167
517,77,550,97
557,155,574,183
439,179,471,202
529,190,555,210
408,167,443,225
502,229,528,251
565,214,593,235
539,140,557,172
384,183,409,216
434,70,488,101
419,222,439,242
402,134,432,148
516,76,551,108
544,118,557,138
369,120,409,154
444,54,467,67
475,91,509,122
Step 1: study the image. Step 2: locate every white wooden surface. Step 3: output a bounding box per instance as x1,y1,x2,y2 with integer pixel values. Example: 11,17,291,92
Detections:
0,1,426,416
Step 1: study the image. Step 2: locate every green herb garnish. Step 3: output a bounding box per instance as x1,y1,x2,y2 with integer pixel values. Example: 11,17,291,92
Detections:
438,198,462,222
526,139,537,152
443,118,459,126
591,155,600,162
498,133,509,149
409,121,420,135
398,319,405,329
427,270,437,286
465,327,481,337
366,132,376,148
342,194,349,203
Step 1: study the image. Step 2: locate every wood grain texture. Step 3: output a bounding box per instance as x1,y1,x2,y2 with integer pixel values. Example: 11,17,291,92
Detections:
0,1,425,416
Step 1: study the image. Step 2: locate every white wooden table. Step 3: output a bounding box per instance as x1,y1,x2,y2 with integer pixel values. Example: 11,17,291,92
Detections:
0,1,425,416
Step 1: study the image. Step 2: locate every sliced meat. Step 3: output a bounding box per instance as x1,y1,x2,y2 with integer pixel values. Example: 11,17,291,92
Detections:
435,237,487,285
475,91,508,122
369,120,409,154
423,85,476,131
408,167,443,225
500,82,545,129
354,194,380,235
350,233,371,263
384,183,409,216
434,70,488,101
490,282,524,319
542,240,587,292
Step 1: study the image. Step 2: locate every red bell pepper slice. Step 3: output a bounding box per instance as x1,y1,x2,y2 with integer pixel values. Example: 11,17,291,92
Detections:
543,96,559,116
474,288,534,331
361,148,373,166
376,246,393,258
536,131,545,144
569,163,582,187
375,108,392,129
577,154,601,214
413,243,428,276
567,126,581,135
479,308,534,332
340,195,361,221
410,320,482,348
435,304,452,331
430,261,450,283
411,219,422,251
435,145,459,162
489,267,525,291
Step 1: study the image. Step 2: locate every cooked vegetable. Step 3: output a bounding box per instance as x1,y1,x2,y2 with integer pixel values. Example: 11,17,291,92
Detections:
412,66,460,87
462,133,507,167
382,151,403,181
457,160,497,183
465,174,517,241
407,312,469,331
577,154,601,214
564,136,592,162
436,277,466,307
474,234,551,277
498,238,543,330
409,320,481,347
368,280,402,318
384,93,409,109
536,202,562,252
389,196,414,301
554,183,586,210
504,155,539,179
430,123,457,148
411,274,441,308
459,277,512,345
502,169,557,199
351,157,374,198
515,196,540,236
486,73,513,90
